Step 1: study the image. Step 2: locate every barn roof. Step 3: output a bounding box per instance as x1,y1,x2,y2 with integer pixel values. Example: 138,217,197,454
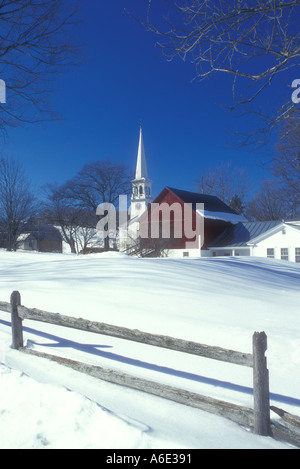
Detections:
163,187,246,224
165,188,237,213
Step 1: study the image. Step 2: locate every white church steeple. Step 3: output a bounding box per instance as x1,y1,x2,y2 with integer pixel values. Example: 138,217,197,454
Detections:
135,126,148,179
130,127,153,220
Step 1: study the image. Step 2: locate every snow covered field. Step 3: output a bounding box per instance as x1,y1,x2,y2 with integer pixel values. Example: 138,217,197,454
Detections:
0,251,299,449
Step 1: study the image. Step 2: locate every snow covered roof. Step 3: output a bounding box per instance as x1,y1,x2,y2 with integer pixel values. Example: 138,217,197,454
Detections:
17,233,31,242
17,225,62,243
196,209,246,225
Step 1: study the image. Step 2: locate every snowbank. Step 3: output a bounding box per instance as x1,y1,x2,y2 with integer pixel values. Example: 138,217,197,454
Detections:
0,251,299,449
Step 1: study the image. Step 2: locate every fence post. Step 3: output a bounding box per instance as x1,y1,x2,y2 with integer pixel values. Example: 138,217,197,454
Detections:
253,331,271,436
11,291,23,350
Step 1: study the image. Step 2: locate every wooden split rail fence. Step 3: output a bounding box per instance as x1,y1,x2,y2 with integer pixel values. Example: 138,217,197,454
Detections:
1,291,300,447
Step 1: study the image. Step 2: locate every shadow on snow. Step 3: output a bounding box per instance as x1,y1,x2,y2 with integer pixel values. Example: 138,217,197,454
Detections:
1,318,300,409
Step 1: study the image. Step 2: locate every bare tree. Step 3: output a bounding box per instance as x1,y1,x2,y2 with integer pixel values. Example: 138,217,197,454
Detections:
229,194,245,215
44,161,131,253
196,161,252,210
44,185,104,254
0,157,36,250
246,179,291,221
44,184,84,254
274,111,300,217
0,0,79,134
62,161,131,250
64,161,132,208
138,0,300,145
72,211,102,254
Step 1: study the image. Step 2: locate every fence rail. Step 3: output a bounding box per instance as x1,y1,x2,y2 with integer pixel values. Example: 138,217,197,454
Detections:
1,291,300,447
18,304,254,367
0,301,10,313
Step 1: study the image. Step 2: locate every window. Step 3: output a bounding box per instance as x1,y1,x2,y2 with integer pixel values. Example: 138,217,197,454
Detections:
267,248,274,258
183,252,189,257
296,248,300,263
281,248,289,261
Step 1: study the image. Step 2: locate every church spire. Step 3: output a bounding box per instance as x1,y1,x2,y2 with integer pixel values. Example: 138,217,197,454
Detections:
135,126,148,180
130,126,153,220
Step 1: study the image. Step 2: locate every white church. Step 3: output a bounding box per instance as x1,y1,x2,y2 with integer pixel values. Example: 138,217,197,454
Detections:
120,128,300,263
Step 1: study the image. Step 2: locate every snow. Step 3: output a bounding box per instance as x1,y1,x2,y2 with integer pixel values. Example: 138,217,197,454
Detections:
0,250,299,449
196,209,247,224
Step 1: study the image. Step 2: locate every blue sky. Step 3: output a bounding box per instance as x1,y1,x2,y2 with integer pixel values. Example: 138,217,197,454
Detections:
2,0,295,200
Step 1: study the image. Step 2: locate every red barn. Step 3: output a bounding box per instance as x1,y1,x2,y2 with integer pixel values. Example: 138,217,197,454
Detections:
137,187,245,257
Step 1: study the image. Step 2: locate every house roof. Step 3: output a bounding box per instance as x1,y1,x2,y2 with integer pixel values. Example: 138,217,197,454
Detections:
288,222,300,231
209,220,283,248
22,224,63,242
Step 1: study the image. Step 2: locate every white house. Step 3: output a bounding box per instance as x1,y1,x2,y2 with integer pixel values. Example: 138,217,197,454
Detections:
209,220,300,263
